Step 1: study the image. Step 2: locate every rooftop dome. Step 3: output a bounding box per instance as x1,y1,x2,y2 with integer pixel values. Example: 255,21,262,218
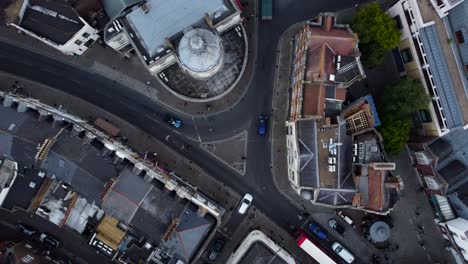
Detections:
178,28,224,78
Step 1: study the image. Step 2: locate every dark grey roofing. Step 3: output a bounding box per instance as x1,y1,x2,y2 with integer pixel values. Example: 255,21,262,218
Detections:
338,121,353,189
325,85,336,99
2,168,44,210
449,1,468,66
297,119,318,188
101,0,143,19
439,160,467,186
20,0,84,45
324,100,342,117
419,25,464,129
162,203,215,262
428,138,452,161
239,242,287,264
335,56,363,83
357,176,369,205
316,189,355,205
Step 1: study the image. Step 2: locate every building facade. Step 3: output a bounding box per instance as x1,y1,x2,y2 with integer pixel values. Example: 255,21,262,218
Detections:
388,0,468,138
8,0,99,56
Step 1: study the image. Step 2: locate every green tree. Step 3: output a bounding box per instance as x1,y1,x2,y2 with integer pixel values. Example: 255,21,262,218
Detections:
379,116,411,155
352,3,401,49
380,77,431,118
360,42,387,68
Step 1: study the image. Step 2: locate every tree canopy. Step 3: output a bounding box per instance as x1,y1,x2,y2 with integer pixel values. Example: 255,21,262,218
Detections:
352,3,401,50
379,116,411,155
380,77,431,118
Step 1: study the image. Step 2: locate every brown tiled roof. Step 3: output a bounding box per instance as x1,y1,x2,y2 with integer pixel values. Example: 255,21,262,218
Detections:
335,88,347,101
303,84,326,117
305,44,335,83
366,169,385,212
309,27,357,56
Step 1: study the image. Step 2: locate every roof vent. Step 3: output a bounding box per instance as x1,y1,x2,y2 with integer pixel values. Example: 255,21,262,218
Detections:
141,3,150,14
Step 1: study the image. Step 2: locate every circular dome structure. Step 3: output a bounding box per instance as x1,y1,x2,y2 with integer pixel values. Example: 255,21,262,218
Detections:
369,221,391,243
178,28,224,79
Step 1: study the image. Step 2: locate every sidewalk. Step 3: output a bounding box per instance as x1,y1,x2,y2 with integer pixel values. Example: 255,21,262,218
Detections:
0,0,257,117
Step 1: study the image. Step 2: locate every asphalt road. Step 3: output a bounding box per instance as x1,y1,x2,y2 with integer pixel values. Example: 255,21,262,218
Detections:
0,0,361,259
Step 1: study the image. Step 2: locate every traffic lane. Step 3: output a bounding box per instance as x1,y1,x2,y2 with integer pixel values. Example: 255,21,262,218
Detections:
0,44,303,231
0,209,111,263
0,41,240,142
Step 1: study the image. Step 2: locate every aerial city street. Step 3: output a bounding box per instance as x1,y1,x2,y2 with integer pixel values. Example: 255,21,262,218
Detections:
0,0,468,263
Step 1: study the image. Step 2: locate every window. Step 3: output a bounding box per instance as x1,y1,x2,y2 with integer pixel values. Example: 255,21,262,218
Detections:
82,32,90,38
401,48,413,63
394,15,403,30
415,152,430,165
74,39,83,45
419,109,432,123
455,30,465,44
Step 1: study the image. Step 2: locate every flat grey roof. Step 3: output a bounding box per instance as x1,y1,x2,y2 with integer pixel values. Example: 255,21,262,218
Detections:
125,0,230,57
239,242,287,264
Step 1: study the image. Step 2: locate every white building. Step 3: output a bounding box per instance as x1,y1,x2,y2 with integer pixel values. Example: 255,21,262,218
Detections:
8,0,99,56
438,217,468,263
103,0,241,77
388,0,468,137
0,158,18,207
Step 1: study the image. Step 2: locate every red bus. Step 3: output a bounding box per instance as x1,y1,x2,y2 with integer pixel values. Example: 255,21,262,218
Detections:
296,233,337,264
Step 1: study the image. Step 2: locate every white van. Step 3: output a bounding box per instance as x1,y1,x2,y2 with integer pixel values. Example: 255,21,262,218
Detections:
331,242,354,263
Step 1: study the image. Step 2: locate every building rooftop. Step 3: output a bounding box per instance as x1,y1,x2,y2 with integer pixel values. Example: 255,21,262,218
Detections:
239,242,288,264
101,0,142,19
124,0,232,60
18,0,84,45
159,26,245,98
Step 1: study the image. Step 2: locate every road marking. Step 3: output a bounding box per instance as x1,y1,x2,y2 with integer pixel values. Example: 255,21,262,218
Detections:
144,114,162,125
191,117,202,142
119,100,139,112
409,218,413,225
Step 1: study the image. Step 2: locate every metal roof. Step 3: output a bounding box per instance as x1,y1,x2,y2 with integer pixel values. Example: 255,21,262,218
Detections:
125,0,229,58
419,25,464,129
178,28,223,73
101,0,143,19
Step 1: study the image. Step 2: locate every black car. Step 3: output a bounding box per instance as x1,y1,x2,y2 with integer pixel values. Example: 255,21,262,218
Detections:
207,239,225,261
40,233,61,249
328,218,345,235
17,223,36,237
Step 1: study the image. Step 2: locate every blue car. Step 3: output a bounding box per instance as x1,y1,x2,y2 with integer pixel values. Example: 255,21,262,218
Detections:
309,222,327,240
258,115,268,135
163,114,181,128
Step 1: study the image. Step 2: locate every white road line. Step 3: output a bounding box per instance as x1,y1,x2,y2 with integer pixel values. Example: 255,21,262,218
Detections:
427,254,432,262
119,100,139,112
409,218,413,225
191,117,202,142
145,114,162,124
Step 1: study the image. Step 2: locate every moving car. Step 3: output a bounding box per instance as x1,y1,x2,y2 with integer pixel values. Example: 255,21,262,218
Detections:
331,242,354,263
39,233,60,249
328,218,345,235
17,223,36,237
238,193,253,214
207,239,225,261
257,115,268,136
308,222,327,240
163,114,182,128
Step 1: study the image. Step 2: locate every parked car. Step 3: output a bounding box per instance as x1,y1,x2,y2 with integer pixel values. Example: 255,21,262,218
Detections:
17,223,36,237
308,222,327,240
238,193,253,214
39,233,60,249
207,239,225,261
163,114,182,128
331,242,355,263
257,115,268,136
337,210,355,228
328,218,345,235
